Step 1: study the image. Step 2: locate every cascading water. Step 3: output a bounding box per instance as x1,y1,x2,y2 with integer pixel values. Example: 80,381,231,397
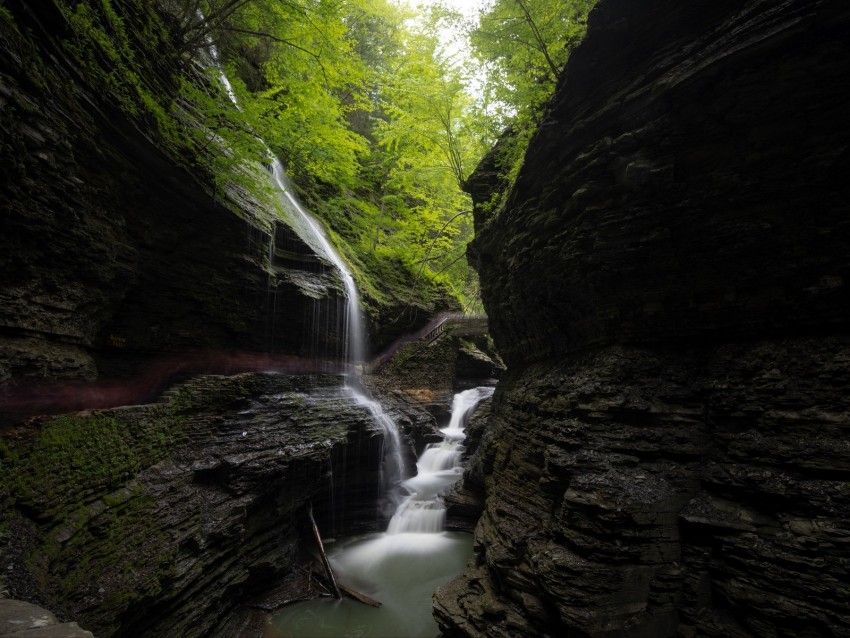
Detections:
347,387,407,509
205,34,489,638
268,386,495,638
268,161,366,369
205,32,363,366
387,386,494,534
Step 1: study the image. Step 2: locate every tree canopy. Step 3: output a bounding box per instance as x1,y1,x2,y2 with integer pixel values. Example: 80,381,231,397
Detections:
45,0,596,314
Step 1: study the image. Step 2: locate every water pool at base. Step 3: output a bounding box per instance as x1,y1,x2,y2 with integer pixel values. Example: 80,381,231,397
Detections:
268,388,492,638
266,531,473,638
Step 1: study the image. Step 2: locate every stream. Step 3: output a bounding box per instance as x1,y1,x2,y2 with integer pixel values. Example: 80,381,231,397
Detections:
266,387,494,638
206,38,491,637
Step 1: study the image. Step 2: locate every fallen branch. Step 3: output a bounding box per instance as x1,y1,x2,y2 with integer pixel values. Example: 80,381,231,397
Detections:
310,570,382,608
338,582,382,608
307,502,342,599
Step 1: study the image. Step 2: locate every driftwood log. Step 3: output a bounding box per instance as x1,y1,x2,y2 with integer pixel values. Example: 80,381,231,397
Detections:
306,502,382,608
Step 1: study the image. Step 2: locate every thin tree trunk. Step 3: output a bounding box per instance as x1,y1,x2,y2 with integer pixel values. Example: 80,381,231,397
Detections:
514,0,560,79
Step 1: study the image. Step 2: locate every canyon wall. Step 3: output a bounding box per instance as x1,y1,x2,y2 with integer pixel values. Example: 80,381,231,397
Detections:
0,0,364,420
436,0,850,636
2,373,386,637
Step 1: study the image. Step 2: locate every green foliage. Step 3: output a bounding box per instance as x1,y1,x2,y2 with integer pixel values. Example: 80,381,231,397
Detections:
471,0,596,128
56,0,179,138
468,0,598,214
24,0,597,315
197,0,597,311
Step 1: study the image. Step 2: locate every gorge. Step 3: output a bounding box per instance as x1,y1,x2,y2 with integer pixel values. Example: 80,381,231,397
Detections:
2,0,850,637
436,0,850,636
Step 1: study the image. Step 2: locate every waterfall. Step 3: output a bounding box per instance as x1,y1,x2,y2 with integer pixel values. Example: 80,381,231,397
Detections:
205,34,364,366
268,161,366,367
346,383,407,504
206,40,489,637
205,36,402,503
386,386,494,534
269,386,495,637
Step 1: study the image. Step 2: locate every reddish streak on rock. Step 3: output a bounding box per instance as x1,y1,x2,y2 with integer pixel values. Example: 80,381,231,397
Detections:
0,351,343,422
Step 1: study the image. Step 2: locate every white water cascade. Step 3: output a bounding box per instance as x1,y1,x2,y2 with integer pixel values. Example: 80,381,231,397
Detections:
269,386,495,638
205,36,490,638
388,386,495,533
205,39,403,484
206,38,364,367
268,161,366,368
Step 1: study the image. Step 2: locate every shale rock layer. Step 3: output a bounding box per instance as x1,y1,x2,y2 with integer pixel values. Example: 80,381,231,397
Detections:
0,0,347,413
469,0,850,366
438,1,850,636
1,374,385,638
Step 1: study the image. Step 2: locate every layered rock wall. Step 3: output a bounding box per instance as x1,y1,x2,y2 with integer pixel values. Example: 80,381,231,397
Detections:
438,1,850,636
1,373,385,637
0,1,347,418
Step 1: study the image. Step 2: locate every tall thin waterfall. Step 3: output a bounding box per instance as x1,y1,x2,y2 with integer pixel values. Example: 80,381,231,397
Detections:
206,36,364,366
268,162,366,367
205,37,402,488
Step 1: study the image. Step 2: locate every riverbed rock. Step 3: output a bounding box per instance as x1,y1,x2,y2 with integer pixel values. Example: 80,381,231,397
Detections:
0,599,94,637
1,373,386,638
436,0,850,636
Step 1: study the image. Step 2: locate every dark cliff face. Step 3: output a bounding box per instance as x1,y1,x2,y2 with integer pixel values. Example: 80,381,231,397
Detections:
0,2,349,418
438,1,850,637
469,0,850,367
2,373,386,638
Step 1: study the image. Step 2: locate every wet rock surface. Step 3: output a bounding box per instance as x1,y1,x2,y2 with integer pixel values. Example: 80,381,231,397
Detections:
0,1,348,415
436,342,850,637
438,0,850,636
0,599,94,637
366,335,501,448
1,373,386,638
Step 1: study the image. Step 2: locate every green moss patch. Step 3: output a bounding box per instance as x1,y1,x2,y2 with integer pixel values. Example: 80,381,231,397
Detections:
2,406,184,521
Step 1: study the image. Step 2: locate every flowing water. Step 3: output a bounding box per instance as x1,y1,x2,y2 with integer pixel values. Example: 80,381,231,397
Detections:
268,161,366,369
267,387,494,638
206,35,364,367
207,37,491,637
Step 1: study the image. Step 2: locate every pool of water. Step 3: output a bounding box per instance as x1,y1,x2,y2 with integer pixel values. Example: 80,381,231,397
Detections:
266,531,473,638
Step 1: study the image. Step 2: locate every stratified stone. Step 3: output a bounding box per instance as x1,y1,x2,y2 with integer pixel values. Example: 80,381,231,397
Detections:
2,374,388,638
0,0,349,415
469,0,850,367
438,0,850,636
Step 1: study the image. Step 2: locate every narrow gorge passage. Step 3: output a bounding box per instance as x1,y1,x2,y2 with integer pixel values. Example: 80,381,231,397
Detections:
268,387,493,638
2,0,848,636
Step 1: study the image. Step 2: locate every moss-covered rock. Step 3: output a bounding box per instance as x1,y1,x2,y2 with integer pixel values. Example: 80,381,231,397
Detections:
0,373,386,637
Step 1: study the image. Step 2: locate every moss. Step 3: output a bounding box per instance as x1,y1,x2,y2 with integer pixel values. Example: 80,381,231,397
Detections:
2,405,184,521
53,0,186,152
46,485,174,635
0,392,190,634
0,1,18,32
